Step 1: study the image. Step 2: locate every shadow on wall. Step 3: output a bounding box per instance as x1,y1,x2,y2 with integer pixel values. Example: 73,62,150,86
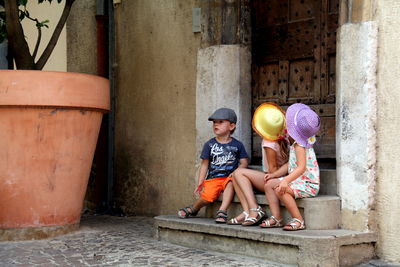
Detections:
114,148,161,216
0,43,8,69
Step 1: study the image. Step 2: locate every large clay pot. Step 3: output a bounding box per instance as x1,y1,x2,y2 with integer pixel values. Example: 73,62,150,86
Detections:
0,70,109,240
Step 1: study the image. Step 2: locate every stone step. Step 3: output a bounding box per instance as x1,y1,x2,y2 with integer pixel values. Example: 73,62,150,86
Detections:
207,195,341,230
155,215,377,267
248,166,337,196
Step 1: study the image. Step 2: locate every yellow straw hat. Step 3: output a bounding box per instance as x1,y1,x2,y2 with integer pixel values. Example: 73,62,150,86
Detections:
252,102,286,141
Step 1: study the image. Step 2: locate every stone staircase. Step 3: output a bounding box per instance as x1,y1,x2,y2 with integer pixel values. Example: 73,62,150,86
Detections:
155,168,377,266
206,169,340,230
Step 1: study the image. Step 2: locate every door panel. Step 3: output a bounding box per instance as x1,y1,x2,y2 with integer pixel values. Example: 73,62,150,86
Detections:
251,0,339,161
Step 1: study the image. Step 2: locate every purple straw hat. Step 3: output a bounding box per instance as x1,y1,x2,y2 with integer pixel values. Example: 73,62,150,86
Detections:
286,103,321,148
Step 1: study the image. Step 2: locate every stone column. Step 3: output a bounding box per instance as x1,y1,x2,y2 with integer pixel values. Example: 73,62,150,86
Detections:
336,21,378,231
375,0,400,262
196,45,251,160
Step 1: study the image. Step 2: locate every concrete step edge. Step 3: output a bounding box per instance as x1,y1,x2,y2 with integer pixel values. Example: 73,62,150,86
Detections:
155,215,377,247
248,165,336,173
217,194,340,209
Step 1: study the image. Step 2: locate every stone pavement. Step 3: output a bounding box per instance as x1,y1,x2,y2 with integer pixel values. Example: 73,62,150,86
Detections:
0,215,398,267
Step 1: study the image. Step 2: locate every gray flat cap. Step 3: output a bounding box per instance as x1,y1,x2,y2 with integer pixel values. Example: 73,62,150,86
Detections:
208,108,237,124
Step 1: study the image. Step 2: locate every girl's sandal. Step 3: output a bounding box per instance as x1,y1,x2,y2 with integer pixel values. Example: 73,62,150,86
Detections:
215,210,228,223
227,211,249,225
242,206,265,226
178,205,198,219
283,218,305,231
260,216,283,228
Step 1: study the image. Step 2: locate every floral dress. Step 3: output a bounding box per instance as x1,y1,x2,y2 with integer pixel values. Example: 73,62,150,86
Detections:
280,142,319,199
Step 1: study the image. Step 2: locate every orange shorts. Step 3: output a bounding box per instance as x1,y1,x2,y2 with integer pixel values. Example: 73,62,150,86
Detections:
200,177,232,202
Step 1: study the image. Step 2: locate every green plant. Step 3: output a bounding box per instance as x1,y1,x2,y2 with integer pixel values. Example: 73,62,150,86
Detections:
0,0,75,70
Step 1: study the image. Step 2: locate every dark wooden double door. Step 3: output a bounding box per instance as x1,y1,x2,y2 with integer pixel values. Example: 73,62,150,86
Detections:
251,0,339,163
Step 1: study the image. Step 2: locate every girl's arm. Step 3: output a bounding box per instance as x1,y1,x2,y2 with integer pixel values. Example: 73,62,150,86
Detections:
265,147,278,173
264,162,289,182
194,159,209,196
276,144,306,194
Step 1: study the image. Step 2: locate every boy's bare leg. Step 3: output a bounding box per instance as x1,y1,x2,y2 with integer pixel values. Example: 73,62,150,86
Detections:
192,198,210,212
178,197,209,218
218,181,234,211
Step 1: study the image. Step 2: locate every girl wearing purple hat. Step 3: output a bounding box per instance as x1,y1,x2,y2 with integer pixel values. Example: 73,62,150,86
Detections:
262,103,320,231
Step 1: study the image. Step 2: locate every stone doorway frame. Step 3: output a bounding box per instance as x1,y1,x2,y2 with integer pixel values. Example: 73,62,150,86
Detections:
195,0,377,232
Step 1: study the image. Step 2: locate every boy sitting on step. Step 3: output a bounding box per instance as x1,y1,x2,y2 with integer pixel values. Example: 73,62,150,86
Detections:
178,108,249,223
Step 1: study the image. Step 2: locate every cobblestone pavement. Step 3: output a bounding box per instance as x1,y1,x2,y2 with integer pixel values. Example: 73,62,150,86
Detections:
0,215,289,267
0,215,398,267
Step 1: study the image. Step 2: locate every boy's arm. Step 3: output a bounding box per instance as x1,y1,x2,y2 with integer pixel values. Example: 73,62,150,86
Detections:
238,157,248,169
194,159,209,196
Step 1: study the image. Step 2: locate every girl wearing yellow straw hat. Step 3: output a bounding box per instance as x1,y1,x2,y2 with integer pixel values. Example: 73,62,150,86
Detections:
228,103,289,226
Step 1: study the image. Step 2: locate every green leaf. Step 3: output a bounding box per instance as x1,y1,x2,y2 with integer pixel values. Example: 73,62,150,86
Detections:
18,0,28,6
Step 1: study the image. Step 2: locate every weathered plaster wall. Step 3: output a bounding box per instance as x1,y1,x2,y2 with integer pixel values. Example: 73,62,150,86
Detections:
336,21,377,231
196,45,251,161
21,1,66,71
65,0,98,211
66,0,97,75
375,0,400,262
114,0,201,215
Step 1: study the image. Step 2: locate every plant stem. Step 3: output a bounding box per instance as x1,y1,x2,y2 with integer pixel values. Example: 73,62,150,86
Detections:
4,0,35,69
36,0,75,70
22,12,41,60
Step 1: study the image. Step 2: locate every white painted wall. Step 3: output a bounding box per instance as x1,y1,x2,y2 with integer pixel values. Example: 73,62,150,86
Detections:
21,1,67,71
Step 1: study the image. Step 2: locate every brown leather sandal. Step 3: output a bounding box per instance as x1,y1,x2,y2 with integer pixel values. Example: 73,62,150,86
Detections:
178,205,198,218
215,210,228,223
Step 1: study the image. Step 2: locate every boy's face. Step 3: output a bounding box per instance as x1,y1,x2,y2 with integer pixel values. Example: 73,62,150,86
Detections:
212,120,236,136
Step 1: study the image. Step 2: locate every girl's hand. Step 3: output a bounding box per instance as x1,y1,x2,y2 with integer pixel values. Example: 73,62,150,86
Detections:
193,183,204,196
264,173,277,182
276,180,289,195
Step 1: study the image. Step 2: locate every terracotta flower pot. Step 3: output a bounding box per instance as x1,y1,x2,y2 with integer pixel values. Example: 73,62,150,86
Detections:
0,70,109,240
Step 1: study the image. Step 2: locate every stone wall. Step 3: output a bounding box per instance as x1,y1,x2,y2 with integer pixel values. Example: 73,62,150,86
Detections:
67,0,97,75
113,0,201,215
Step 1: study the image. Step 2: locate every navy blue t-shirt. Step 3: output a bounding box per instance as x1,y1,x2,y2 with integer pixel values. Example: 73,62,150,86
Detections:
200,137,249,180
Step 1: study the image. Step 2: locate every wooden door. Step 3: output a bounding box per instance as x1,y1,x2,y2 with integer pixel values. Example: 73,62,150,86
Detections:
251,0,339,163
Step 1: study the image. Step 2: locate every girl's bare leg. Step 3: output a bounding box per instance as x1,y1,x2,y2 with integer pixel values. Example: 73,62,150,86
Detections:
276,188,304,229
234,168,266,219
263,179,282,222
